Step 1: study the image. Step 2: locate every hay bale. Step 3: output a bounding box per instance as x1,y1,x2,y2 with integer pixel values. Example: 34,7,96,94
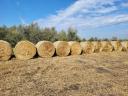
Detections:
0,40,12,61
111,41,123,51
121,41,128,51
100,41,113,52
80,41,95,54
54,41,70,56
92,41,102,53
36,41,55,57
14,40,36,60
68,41,82,55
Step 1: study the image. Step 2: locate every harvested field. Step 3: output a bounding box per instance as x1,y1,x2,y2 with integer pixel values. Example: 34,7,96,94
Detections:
0,52,128,96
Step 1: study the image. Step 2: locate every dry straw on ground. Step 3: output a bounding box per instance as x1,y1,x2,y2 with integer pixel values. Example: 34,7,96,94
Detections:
100,41,113,52
54,41,70,56
36,41,55,57
14,40,36,60
0,40,12,61
121,41,128,51
111,41,123,51
68,41,82,55
80,41,95,54
92,41,102,53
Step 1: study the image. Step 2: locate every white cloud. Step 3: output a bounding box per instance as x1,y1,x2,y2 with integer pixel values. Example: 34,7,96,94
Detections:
85,14,128,27
122,2,128,7
34,0,128,31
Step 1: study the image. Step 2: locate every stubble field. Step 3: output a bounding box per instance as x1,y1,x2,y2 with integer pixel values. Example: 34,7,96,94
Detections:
0,52,128,96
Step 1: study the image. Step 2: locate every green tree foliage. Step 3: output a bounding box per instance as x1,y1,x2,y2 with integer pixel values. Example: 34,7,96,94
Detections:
0,26,8,40
58,30,67,41
67,27,81,41
5,32,23,47
42,27,58,42
0,24,123,47
0,24,82,46
88,37,95,41
82,38,86,41
102,38,109,41
111,37,118,41
0,26,23,47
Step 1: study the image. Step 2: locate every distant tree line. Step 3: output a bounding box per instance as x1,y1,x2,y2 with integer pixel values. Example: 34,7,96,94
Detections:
0,23,127,47
0,23,81,47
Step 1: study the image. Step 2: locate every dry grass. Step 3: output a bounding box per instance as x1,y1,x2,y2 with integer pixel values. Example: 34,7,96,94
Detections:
0,52,128,96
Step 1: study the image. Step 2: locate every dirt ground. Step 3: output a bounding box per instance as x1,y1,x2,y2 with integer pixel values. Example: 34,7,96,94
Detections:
0,52,128,96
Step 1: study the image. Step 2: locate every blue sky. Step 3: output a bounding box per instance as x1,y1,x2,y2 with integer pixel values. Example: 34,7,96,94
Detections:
0,0,128,39
0,0,74,25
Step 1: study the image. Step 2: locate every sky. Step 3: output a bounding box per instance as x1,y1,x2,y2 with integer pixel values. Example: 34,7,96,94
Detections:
0,0,128,39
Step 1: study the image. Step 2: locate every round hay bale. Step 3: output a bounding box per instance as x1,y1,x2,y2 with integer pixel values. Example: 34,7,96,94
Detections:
80,41,95,54
14,40,36,60
100,41,113,52
0,40,12,61
92,41,102,53
111,41,123,51
36,41,55,57
68,41,82,55
121,41,128,51
54,41,70,56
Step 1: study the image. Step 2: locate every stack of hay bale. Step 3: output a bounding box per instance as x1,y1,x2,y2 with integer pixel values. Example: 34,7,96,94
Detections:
0,40,127,61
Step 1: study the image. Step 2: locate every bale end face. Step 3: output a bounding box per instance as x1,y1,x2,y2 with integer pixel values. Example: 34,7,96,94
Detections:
111,41,123,51
14,41,36,60
68,41,82,55
121,41,128,51
0,40,12,61
100,41,113,52
36,41,55,58
92,41,102,53
54,41,70,56
80,41,95,54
